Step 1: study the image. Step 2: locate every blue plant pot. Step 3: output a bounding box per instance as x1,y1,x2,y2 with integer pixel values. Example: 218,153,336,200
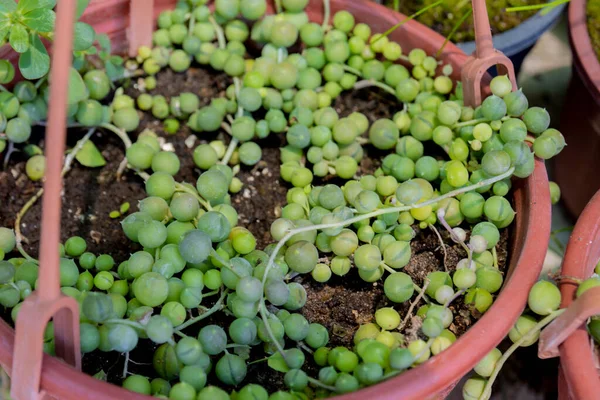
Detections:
456,3,567,75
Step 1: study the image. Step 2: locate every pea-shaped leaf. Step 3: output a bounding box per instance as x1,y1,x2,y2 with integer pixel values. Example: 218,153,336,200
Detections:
75,141,106,167
0,0,17,14
73,22,94,51
22,8,55,32
267,352,290,373
67,67,89,105
19,34,49,79
18,0,55,14
9,24,29,53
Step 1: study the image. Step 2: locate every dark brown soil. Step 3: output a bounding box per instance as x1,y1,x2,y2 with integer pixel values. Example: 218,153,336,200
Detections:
0,64,510,393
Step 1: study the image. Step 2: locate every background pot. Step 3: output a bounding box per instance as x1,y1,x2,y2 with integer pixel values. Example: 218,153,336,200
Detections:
457,2,567,75
553,0,600,218
555,189,600,399
0,0,551,399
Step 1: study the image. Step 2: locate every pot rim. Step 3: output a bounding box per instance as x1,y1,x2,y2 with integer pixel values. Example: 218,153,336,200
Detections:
457,1,566,57
569,0,600,105
0,1,551,399
558,189,600,399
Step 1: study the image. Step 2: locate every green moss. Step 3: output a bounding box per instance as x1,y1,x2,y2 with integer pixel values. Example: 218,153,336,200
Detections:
588,0,600,61
381,0,545,43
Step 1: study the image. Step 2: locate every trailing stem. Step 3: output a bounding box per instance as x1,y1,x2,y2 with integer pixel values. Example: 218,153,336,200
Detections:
478,309,565,400
399,278,430,330
354,79,396,95
174,289,228,332
321,0,331,30
209,16,226,49
14,128,97,263
505,0,569,13
428,223,448,271
258,167,515,361
221,77,244,166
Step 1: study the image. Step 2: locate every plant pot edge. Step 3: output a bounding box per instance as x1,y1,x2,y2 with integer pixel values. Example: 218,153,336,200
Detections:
557,189,600,400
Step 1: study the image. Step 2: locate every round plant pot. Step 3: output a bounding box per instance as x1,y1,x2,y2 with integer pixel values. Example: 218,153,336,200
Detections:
456,3,567,75
0,0,552,399
553,0,600,218
555,189,600,400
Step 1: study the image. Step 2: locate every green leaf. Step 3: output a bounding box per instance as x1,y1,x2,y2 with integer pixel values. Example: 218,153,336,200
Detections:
0,0,16,14
109,55,123,65
75,141,106,167
267,352,290,373
104,60,124,81
67,67,89,105
23,144,43,156
18,0,56,14
85,46,97,55
96,33,110,52
9,24,29,53
119,202,130,214
98,50,109,60
0,26,10,43
19,33,49,79
76,0,90,19
22,8,55,32
73,22,94,51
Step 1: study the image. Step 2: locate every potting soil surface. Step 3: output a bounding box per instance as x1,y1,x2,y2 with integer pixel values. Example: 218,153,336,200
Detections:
0,65,511,392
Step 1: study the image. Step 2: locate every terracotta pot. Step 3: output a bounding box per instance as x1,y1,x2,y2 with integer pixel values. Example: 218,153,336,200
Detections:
555,189,600,399
0,0,551,399
553,0,600,218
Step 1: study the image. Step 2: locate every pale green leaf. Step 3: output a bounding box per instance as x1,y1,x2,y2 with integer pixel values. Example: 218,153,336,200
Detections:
0,26,10,43
73,22,94,51
75,141,106,167
85,46,97,55
19,34,49,79
22,9,55,33
18,0,56,14
96,33,110,52
0,0,16,14
23,144,43,156
67,67,89,105
267,352,290,373
104,60,124,81
9,24,29,53
76,0,90,19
